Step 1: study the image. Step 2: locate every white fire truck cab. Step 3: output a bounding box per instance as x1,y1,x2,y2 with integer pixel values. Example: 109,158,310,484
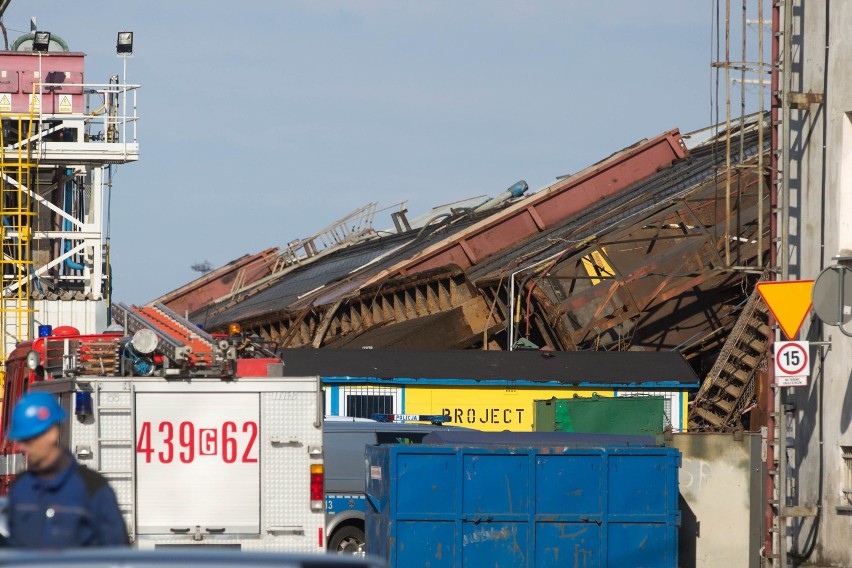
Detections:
0,303,325,552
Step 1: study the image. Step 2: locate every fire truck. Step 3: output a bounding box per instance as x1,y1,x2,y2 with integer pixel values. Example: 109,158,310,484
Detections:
0,302,325,552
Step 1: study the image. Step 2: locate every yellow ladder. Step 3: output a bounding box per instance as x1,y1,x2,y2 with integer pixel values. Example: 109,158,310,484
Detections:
0,109,38,391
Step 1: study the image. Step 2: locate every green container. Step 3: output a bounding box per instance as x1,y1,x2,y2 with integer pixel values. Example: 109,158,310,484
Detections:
533,395,666,436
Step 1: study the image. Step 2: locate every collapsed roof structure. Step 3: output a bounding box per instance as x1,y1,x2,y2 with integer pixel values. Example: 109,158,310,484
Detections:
153,117,771,431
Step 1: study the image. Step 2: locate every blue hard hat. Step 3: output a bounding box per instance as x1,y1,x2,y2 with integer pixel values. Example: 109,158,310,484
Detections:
7,392,67,441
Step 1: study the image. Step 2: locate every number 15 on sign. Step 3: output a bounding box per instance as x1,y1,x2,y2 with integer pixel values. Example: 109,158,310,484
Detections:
774,341,810,387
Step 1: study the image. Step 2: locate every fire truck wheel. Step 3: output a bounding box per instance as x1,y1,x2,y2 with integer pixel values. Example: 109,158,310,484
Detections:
329,525,365,555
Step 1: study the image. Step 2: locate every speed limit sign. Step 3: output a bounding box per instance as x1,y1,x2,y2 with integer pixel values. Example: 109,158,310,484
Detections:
774,341,810,387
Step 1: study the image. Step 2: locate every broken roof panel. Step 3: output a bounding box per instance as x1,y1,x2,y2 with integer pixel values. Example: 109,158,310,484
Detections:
155,248,279,316
356,129,688,287
196,215,482,328
469,126,764,283
194,128,691,330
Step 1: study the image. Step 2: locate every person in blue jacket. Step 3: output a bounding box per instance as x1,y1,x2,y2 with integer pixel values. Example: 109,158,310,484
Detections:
6,392,130,548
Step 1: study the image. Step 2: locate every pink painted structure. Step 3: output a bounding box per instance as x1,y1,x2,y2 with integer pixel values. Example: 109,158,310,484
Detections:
0,51,85,114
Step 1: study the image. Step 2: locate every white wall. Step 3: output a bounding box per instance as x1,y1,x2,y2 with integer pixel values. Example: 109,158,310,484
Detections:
790,0,852,565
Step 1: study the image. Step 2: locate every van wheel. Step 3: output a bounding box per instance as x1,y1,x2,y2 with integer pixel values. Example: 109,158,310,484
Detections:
329,526,365,555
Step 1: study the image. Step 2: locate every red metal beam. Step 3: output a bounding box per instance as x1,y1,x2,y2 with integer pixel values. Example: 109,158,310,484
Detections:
154,248,279,315
360,129,689,286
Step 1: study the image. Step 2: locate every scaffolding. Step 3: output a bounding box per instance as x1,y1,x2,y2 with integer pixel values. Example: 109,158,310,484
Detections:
711,0,771,271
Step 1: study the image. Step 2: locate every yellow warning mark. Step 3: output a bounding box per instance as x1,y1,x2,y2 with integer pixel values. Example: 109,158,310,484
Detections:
581,249,615,285
58,95,72,114
756,280,814,340
28,93,40,113
0,94,10,112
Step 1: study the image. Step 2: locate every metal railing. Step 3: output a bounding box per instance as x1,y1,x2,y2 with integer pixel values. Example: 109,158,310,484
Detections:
9,81,142,155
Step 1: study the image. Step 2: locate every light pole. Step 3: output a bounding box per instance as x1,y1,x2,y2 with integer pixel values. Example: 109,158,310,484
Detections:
116,32,133,145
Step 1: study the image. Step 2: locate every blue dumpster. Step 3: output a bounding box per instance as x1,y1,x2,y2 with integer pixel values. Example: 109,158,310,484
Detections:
365,433,680,567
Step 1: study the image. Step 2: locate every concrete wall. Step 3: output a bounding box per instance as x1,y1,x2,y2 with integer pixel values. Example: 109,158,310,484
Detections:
668,433,763,568
789,0,852,565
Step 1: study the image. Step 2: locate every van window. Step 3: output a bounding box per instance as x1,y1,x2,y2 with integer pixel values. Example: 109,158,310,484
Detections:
375,432,429,445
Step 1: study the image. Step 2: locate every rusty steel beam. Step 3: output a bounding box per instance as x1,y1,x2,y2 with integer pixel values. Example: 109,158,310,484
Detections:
311,300,343,348
542,186,766,350
569,280,624,343
569,305,636,347
275,306,312,349
568,247,698,346
565,271,728,349
558,258,669,314
531,285,577,350
243,268,499,350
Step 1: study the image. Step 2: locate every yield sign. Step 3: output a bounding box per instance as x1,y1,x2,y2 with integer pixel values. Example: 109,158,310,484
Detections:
756,280,814,340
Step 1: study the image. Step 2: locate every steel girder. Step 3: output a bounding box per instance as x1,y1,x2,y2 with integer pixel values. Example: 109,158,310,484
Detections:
241,268,501,350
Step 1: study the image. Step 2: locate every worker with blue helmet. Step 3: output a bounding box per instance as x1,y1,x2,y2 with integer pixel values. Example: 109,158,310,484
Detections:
7,391,68,440
6,392,130,549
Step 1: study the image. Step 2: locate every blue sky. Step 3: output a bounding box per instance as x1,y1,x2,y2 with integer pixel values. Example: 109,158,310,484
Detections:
5,1,714,303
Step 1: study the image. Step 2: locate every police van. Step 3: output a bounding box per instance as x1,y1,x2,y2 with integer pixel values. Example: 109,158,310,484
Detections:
323,415,470,554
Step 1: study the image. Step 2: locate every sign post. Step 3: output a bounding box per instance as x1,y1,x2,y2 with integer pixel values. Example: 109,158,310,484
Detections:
756,279,814,567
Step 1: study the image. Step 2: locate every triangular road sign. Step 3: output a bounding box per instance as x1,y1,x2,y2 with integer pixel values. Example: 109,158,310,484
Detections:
756,280,814,340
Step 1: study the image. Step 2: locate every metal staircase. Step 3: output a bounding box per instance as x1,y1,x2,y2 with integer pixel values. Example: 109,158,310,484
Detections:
688,282,771,430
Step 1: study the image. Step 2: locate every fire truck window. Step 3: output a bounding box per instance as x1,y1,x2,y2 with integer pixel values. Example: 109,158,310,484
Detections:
2,373,23,435
1,399,9,435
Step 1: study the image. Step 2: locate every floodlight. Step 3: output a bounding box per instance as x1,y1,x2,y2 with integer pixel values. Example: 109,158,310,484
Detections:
32,31,51,52
116,31,133,55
